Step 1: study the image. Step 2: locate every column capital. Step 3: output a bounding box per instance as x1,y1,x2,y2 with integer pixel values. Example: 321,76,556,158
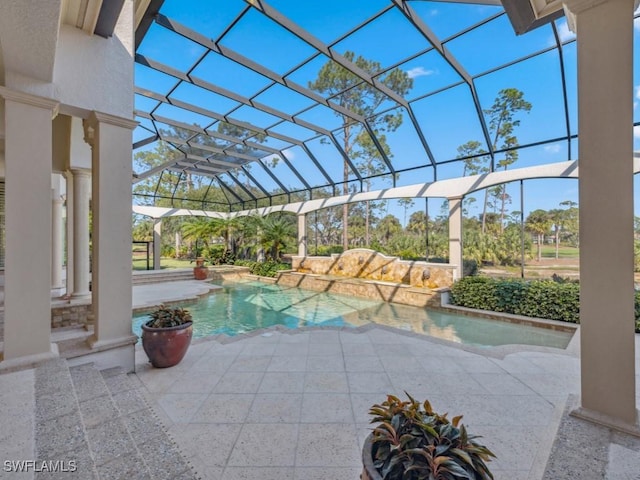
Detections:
83,111,138,147
70,167,91,179
563,0,637,16
447,195,464,202
0,86,59,119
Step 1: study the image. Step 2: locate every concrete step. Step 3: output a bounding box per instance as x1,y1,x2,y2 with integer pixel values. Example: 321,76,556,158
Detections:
132,269,195,285
34,359,198,479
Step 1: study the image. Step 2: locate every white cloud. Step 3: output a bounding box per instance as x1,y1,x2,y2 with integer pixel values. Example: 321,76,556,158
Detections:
634,125,640,139
557,21,575,42
544,144,561,154
406,66,435,79
547,20,575,47
634,17,640,31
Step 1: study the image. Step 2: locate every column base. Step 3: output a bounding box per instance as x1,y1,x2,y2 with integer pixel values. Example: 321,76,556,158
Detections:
87,333,138,350
51,286,66,298
0,343,59,373
571,404,640,438
71,291,91,300
77,334,138,373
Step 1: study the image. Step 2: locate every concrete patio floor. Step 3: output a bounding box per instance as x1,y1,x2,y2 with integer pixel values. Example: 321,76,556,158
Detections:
134,321,640,480
2,278,640,479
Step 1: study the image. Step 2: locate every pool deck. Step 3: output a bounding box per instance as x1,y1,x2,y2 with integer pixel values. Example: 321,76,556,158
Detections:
1,279,640,479
130,280,640,479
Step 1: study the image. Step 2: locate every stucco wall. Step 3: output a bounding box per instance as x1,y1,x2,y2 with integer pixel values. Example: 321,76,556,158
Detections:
53,4,134,119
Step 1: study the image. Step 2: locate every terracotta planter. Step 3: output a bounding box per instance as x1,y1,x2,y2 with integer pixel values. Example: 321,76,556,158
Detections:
141,321,193,368
193,266,208,280
195,257,205,267
361,433,382,480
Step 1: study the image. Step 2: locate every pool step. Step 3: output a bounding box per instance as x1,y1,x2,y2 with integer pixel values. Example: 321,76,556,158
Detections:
34,359,198,479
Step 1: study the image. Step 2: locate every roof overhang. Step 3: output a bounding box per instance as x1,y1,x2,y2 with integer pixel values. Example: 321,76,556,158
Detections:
62,0,127,37
501,0,565,34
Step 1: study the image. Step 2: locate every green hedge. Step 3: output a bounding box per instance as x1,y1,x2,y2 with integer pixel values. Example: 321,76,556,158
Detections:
450,276,640,333
234,259,290,277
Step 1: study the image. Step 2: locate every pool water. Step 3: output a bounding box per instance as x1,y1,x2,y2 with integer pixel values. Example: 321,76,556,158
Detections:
132,281,574,349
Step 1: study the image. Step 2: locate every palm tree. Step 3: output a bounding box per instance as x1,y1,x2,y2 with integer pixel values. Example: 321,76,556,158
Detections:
211,217,241,255
181,218,218,257
377,215,402,245
548,208,566,259
525,209,551,262
260,215,296,259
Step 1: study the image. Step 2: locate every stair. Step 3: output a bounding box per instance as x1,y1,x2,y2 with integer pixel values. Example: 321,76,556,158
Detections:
34,359,198,480
132,269,195,285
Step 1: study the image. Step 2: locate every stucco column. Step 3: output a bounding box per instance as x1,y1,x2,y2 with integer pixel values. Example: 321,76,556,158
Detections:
566,0,638,430
153,218,162,270
51,185,65,291
71,168,91,298
298,214,307,257
0,87,59,366
83,111,138,367
64,170,75,296
448,196,463,280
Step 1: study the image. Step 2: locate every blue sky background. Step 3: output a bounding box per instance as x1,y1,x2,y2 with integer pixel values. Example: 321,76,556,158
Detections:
133,0,640,225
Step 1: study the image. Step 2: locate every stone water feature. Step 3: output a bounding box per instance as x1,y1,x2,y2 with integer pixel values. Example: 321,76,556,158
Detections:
277,249,457,307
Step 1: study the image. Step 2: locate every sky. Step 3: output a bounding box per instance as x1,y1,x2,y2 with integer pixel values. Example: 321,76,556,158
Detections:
132,0,640,226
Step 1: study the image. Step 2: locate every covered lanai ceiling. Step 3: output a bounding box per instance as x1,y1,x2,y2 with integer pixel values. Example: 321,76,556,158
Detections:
132,0,635,211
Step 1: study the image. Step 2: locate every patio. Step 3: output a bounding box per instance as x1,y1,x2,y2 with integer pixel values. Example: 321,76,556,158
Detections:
3,308,640,479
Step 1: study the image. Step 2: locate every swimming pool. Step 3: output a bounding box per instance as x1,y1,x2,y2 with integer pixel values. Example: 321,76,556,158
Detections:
132,280,574,349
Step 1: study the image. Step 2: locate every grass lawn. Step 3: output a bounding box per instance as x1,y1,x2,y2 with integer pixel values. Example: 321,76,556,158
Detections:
539,244,579,259
132,257,194,270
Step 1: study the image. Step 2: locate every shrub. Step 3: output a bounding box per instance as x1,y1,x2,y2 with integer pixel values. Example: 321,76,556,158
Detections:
451,277,640,332
463,259,479,276
450,276,580,324
235,259,289,277
449,276,499,312
206,245,235,265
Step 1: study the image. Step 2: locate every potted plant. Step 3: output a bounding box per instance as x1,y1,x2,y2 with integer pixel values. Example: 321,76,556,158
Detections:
193,257,208,280
141,304,193,368
362,393,495,480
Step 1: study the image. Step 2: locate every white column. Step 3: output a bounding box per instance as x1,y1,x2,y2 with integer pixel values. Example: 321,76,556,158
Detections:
153,218,162,270
64,170,75,296
83,111,138,366
297,214,307,257
256,226,265,263
448,196,463,280
51,185,64,291
0,87,59,366
71,168,91,298
566,0,638,430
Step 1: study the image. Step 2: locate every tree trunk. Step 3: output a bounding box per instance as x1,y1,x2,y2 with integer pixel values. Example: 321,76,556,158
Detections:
365,200,370,247
175,231,181,258
342,203,348,252
555,229,560,259
481,190,489,234
499,185,506,233
342,159,349,252
537,234,542,262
